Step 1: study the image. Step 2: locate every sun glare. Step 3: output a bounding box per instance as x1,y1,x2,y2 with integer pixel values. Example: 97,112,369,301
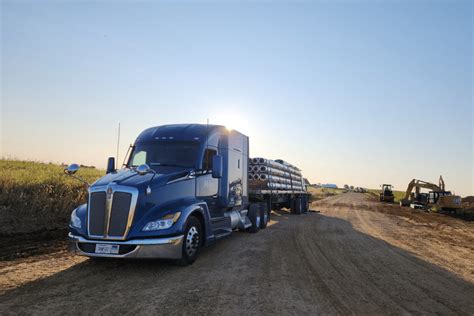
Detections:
211,111,250,134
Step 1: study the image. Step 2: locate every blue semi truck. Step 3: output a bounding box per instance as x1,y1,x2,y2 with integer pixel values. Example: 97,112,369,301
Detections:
66,124,309,265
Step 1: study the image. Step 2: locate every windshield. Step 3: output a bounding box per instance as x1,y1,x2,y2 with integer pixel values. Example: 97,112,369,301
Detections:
127,141,200,168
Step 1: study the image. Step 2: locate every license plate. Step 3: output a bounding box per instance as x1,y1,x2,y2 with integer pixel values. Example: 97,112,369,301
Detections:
95,244,119,254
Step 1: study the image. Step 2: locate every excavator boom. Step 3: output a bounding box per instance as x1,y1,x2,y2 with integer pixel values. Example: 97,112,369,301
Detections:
402,179,441,201
400,176,461,210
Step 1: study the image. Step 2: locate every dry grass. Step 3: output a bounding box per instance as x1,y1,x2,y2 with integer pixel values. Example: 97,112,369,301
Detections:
306,187,344,202
0,160,103,235
366,188,406,202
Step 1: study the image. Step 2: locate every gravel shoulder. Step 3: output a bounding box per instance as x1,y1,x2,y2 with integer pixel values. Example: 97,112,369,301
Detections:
1,193,473,314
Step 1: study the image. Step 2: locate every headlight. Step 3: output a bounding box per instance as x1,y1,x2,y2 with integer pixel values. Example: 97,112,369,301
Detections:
70,208,81,229
142,212,181,231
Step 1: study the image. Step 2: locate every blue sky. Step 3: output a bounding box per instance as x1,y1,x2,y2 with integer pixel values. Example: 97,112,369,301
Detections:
1,1,472,195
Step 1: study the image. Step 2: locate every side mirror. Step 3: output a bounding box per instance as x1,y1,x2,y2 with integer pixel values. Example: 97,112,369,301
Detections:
212,155,223,178
65,164,80,175
106,157,115,174
64,163,89,187
136,164,151,175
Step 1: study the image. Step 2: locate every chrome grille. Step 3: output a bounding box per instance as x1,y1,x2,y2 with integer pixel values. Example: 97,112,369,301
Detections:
108,192,132,237
87,184,138,240
89,192,106,236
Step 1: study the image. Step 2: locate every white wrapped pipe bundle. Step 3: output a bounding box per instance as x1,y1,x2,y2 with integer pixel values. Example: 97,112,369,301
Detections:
252,157,302,176
258,166,302,180
275,159,300,171
258,174,292,184
267,182,289,190
257,178,303,190
253,167,303,184
248,157,306,192
257,166,288,177
251,181,303,191
274,159,302,175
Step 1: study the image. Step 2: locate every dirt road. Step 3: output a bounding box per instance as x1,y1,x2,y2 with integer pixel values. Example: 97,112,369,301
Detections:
1,193,473,314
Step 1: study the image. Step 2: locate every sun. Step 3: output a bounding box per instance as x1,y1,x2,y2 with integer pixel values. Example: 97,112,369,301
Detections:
211,111,250,134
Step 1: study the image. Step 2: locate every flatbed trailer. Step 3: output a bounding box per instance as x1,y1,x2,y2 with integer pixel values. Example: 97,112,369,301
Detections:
250,190,310,215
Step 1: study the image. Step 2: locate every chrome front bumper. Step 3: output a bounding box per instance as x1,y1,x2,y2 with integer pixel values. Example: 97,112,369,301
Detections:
68,233,184,259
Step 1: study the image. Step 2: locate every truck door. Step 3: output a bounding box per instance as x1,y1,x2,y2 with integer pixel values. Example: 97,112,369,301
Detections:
196,148,220,217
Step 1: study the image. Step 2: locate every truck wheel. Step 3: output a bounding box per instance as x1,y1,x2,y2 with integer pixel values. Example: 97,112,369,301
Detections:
296,197,303,214
290,199,296,214
247,203,260,233
292,197,302,215
259,202,269,229
177,216,202,266
302,196,309,213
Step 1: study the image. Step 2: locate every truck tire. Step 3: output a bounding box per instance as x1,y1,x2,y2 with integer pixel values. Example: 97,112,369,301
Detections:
247,203,260,233
290,198,296,214
259,202,269,229
302,195,309,213
296,197,303,214
291,197,302,215
176,216,202,266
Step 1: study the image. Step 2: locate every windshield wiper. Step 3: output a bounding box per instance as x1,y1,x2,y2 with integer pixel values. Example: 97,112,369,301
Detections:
150,163,192,168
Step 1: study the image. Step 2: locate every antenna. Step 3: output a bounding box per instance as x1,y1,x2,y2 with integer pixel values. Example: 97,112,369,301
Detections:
205,118,209,148
116,122,121,164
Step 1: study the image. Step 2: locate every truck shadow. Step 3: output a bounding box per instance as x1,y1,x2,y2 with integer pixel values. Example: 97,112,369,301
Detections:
1,211,473,314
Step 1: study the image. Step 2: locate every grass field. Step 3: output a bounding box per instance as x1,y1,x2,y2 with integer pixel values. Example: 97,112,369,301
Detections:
306,186,344,202
366,188,406,202
0,160,103,235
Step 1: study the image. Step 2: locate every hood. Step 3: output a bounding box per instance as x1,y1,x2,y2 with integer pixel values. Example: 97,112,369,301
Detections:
92,167,192,191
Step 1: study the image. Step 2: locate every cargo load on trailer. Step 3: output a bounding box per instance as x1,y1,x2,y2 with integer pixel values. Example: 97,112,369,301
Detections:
248,158,305,193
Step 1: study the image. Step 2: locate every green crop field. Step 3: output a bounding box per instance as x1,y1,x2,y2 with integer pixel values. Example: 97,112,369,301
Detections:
0,160,103,235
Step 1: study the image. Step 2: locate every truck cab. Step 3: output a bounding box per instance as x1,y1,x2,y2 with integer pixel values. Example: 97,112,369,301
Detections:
67,124,262,265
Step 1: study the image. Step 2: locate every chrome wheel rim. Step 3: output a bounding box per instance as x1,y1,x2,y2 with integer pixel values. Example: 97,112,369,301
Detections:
256,214,261,227
186,226,200,257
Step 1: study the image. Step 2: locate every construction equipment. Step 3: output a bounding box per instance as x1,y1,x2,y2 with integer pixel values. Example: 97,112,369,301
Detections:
399,176,461,211
379,184,394,202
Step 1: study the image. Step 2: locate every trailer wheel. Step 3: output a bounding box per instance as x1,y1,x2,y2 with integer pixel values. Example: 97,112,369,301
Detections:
302,195,309,213
259,202,269,229
290,198,296,214
247,203,260,233
291,197,302,215
176,216,202,266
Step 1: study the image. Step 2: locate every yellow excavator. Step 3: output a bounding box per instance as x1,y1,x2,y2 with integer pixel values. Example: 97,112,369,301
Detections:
399,176,461,211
